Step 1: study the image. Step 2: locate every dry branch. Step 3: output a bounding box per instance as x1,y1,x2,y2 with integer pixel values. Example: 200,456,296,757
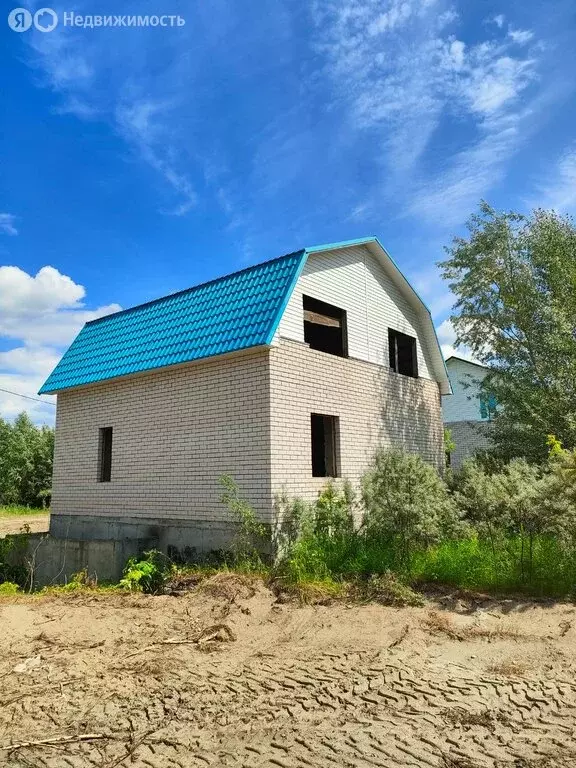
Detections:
0,677,83,707
125,623,236,658
1,733,106,752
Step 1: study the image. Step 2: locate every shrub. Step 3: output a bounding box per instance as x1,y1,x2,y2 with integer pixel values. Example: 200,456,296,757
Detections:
362,448,462,569
273,491,311,555
278,482,363,581
0,581,20,595
0,532,28,587
313,481,356,538
120,550,170,594
536,437,576,546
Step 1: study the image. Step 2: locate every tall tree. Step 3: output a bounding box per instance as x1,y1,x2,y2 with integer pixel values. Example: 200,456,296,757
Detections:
0,413,54,506
439,202,576,462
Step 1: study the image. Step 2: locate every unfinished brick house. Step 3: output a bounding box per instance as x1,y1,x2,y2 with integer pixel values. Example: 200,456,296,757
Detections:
40,237,451,556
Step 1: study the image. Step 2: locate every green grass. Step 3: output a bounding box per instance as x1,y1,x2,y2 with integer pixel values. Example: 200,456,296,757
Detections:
280,532,576,600
411,536,576,598
0,505,48,517
3,525,576,601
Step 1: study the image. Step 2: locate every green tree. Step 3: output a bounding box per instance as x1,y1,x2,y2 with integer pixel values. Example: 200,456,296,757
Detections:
0,413,54,507
439,203,576,461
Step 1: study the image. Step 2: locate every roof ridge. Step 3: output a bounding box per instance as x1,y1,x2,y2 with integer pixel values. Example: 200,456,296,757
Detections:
445,355,487,369
86,248,305,327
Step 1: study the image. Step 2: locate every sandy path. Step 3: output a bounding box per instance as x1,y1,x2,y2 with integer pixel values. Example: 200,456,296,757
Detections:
1,576,575,767
0,514,49,537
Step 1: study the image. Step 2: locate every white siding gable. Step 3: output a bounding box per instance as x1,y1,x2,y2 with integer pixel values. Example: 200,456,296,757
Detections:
275,245,435,380
442,358,489,422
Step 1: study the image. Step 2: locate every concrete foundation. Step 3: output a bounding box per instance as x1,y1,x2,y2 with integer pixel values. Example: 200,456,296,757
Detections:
49,514,244,563
7,532,141,585
4,516,255,587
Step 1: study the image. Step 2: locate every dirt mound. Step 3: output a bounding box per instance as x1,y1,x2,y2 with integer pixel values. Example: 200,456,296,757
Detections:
197,571,260,600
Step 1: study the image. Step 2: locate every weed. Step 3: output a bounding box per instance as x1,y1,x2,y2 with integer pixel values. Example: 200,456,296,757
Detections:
197,572,259,601
441,757,476,768
0,532,29,587
0,506,47,517
272,576,347,605
423,611,462,640
0,581,20,595
57,568,100,592
120,550,171,594
219,475,268,569
442,707,508,729
466,624,521,641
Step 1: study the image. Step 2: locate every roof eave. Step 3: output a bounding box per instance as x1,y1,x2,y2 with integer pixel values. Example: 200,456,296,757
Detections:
38,343,273,395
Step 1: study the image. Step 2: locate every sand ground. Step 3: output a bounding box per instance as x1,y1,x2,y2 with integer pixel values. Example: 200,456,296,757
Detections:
1,575,576,767
0,515,49,537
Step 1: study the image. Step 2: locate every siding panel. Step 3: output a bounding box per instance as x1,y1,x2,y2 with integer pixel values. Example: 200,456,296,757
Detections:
276,245,432,379
442,358,489,423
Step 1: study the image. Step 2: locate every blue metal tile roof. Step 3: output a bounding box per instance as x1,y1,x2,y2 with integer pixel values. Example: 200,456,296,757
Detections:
39,249,307,394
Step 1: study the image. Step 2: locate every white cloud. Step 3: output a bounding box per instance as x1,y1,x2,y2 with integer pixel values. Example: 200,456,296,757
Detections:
0,265,84,315
529,145,576,213
0,373,56,423
411,269,455,317
435,317,477,361
436,317,458,358
407,119,520,226
509,28,534,45
368,1,415,36
314,0,543,227
464,54,536,115
0,214,18,236
490,14,505,29
0,346,61,377
115,99,196,216
0,265,121,424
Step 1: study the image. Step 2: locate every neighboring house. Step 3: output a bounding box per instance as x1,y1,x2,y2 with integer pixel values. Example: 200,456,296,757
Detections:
40,237,451,557
442,356,495,468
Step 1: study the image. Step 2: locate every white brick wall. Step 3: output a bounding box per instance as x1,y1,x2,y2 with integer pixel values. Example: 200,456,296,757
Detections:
269,339,444,505
447,420,494,469
52,349,273,524
52,340,444,528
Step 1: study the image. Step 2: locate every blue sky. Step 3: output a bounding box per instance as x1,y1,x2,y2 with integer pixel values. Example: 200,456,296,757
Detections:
1,0,576,423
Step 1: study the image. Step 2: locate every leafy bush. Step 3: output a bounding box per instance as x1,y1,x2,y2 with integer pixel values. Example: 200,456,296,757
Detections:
0,532,28,587
276,444,576,599
362,448,463,569
0,581,20,595
536,437,576,546
120,550,170,594
56,568,101,592
279,482,364,581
